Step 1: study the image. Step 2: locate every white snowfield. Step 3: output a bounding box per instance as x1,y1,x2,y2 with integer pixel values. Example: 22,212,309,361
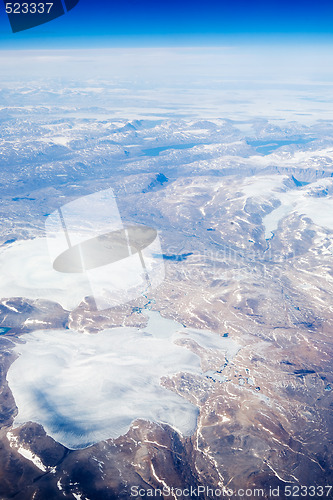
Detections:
6,431,47,472
7,311,239,450
242,175,333,239
0,238,91,310
0,234,163,311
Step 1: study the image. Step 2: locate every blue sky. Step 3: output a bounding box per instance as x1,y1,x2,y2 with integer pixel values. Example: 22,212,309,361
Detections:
1,0,333,48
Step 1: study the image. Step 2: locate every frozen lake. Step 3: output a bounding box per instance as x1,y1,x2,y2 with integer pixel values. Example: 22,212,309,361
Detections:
142,143,197,156
247,137,315,155
262,190,333,240
7,310,239,449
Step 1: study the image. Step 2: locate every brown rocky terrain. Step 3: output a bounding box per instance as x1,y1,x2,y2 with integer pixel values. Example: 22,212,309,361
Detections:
0,172,332,500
